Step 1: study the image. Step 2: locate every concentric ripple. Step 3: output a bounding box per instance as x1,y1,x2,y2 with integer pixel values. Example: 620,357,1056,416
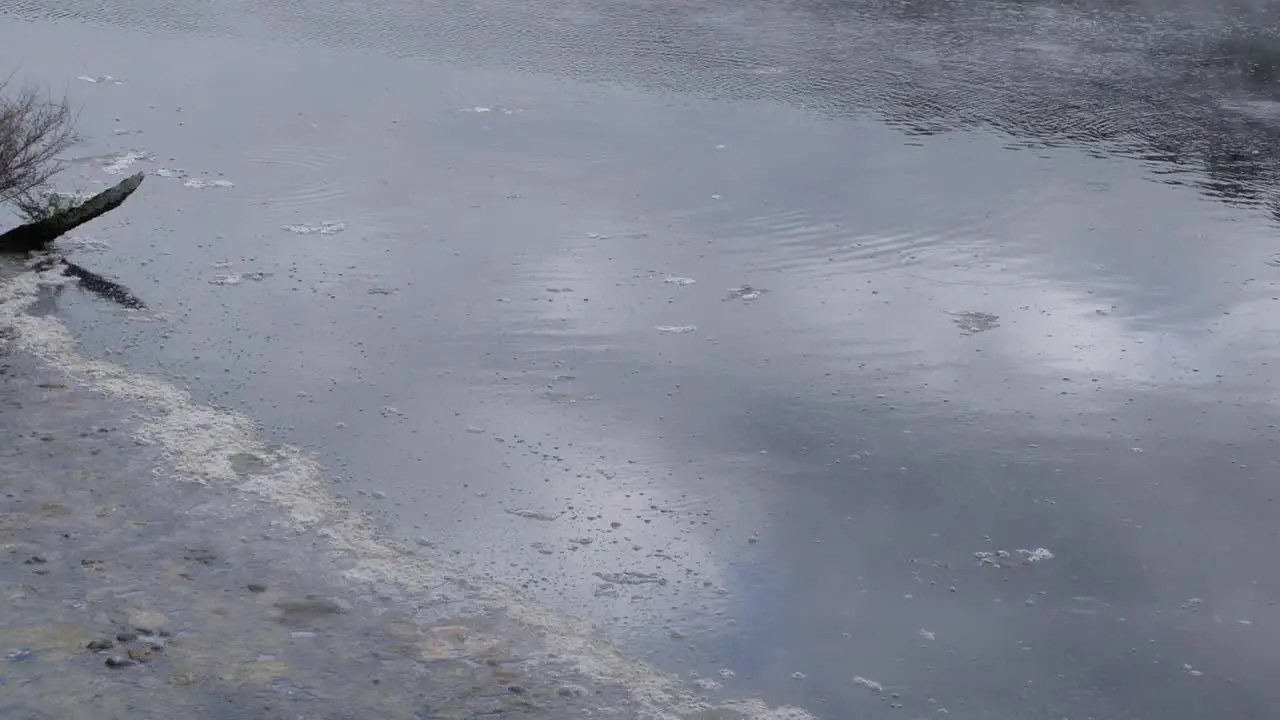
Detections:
241,144,352,213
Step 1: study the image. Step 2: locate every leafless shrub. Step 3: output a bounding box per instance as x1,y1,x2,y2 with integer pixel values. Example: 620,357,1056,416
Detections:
0,77,77,208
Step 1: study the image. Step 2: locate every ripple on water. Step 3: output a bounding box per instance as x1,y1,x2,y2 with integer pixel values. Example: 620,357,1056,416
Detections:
243,144,353,214
715,207,1004,280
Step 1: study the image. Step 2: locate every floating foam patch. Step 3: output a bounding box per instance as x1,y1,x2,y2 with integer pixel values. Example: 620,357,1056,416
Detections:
283,221,346,235
101,150,153,175
184,178,235,189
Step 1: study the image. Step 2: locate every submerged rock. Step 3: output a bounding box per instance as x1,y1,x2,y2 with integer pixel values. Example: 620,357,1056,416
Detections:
274,597,350,625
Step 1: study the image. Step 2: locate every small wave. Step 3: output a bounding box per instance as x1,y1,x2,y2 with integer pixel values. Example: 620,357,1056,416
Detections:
716,207,973,278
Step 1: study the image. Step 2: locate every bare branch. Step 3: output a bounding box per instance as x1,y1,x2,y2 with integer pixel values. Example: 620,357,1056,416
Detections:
0,78,76,205
0,172,143,252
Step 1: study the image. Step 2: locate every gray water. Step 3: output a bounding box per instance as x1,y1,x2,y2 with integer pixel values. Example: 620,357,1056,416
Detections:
4,0,1280,717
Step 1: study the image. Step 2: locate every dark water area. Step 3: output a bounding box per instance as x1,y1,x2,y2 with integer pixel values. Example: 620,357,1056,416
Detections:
4,0,1280,717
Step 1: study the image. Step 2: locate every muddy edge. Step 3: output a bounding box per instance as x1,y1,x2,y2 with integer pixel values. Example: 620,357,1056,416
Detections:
0,266,805,720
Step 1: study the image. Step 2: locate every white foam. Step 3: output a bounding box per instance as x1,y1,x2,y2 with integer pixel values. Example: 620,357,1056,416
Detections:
184,178,235,189
853,675,884,693
974,547,1055,567
62,235,112,254
102,150,152,175
283,221,346,235
693,678,722,691
727,286,766,302
0,264,814,720
459,106,519,115
1019,547,1055,563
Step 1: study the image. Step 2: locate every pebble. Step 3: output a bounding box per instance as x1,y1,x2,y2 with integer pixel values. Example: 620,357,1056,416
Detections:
87,639,115,651
275,597,350,620
126,609,169,630
557,684,588,697
138,634,167,650
105,656,135,668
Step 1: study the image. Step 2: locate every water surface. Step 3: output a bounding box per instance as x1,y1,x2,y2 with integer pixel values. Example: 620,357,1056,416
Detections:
4,0,1280,716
